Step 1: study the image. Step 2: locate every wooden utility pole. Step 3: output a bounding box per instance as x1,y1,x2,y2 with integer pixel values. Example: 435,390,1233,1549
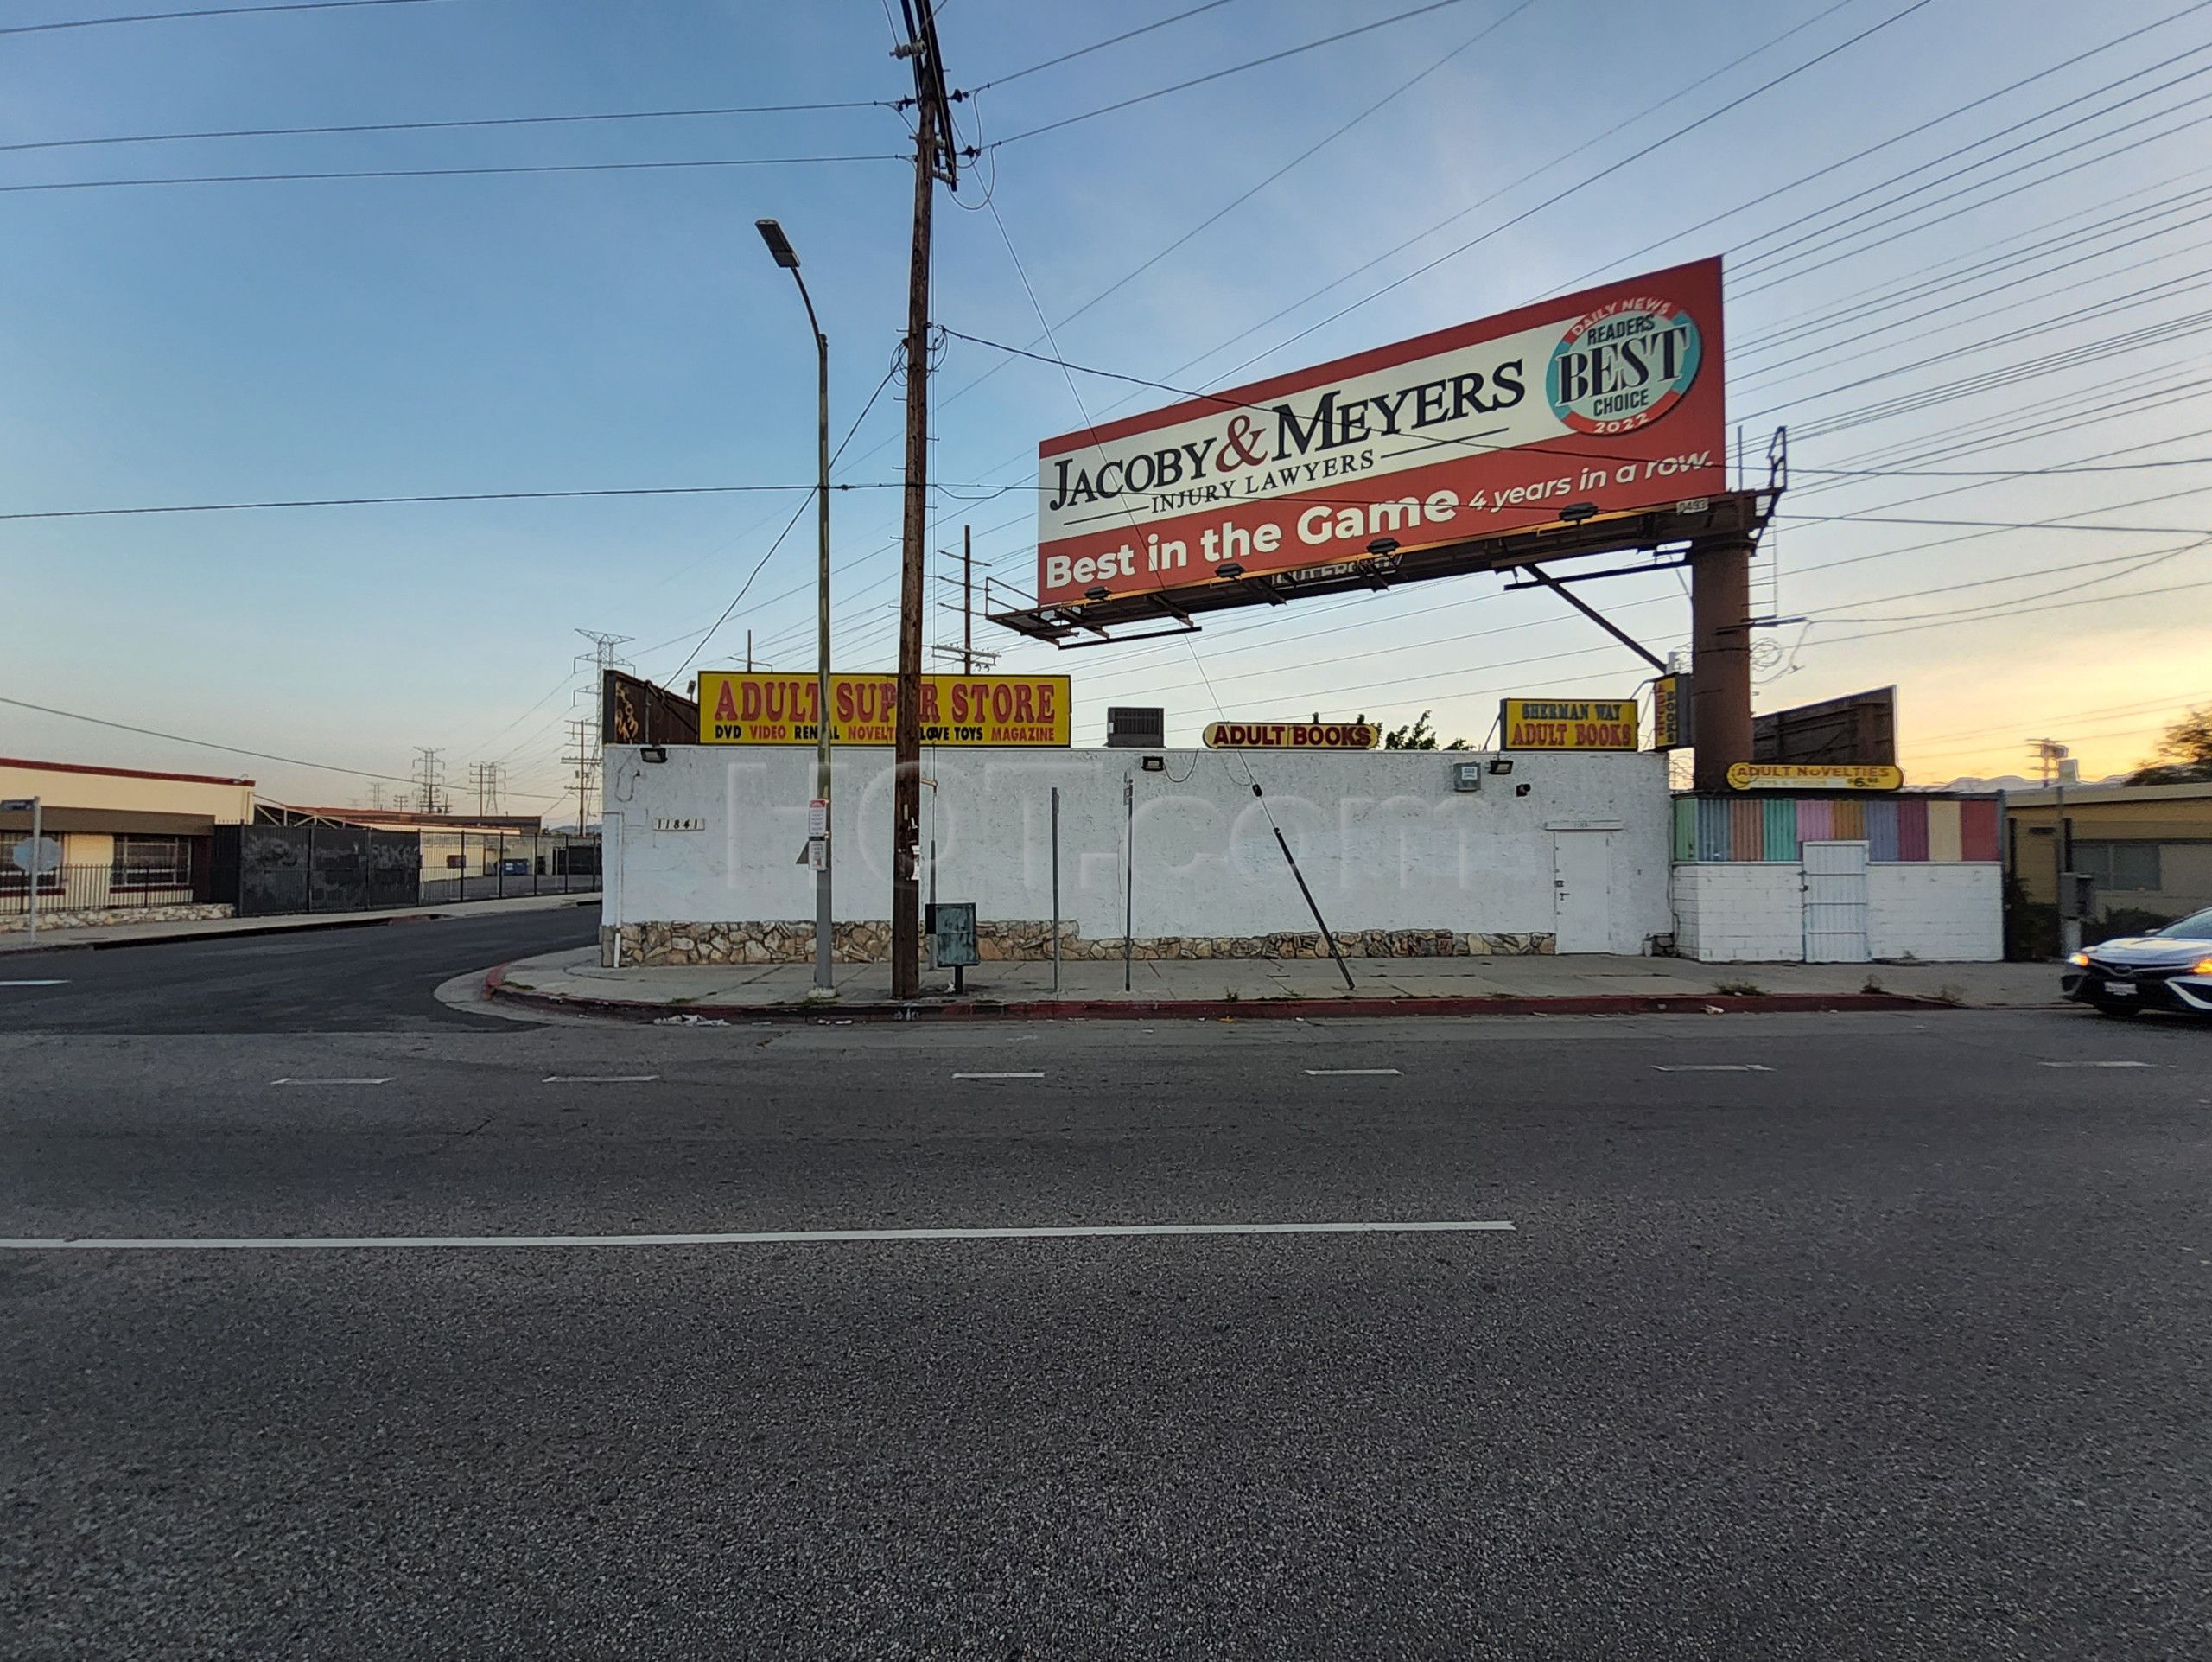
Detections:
891,0,955,999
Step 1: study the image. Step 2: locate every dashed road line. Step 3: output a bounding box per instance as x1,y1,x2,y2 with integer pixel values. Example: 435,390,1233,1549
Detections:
1653,1064,1774,1073
0,979,70,986
542,1074,659,1083
953,1071,1046,1079
2040,1060,2156,1068
1305,1067,1403,1076
271,1077,393,1086
0,1219,1519,1251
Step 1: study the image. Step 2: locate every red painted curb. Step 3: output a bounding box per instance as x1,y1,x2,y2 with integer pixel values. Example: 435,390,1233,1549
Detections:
482,963,1960,1024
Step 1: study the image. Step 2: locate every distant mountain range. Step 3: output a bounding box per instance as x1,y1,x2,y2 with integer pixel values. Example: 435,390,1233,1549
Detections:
1920,774,2128,793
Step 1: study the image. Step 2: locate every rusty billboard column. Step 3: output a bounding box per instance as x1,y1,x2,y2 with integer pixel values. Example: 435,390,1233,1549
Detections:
1689,536,1754,793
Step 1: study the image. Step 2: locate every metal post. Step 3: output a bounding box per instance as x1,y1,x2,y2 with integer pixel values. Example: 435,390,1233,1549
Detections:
1252,782,1355,992
1050,786,1061,997
1123,774,1135,993
756,216,835,992
2056,776,2080,957
963,524,973,673
28,796,41,939
811,289,834,990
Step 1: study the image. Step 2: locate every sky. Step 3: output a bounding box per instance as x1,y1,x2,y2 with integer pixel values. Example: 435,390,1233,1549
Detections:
3,0,2209,819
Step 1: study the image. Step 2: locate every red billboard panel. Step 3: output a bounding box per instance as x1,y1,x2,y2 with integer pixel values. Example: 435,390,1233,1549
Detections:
1034,258,1725,608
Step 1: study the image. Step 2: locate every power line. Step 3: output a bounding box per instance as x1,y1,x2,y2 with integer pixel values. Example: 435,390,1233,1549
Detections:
906,0,1551,438
0,99,893,155
1730,54,2212,280
0,481,876,521
987,0,1478,146
1553,0,2212,291
1,0,438,35
1,152,906,194
1185,0,1940,387
0,691,553,801
1812,573,2212,646
1796,457,2212,477
968,0,1248,92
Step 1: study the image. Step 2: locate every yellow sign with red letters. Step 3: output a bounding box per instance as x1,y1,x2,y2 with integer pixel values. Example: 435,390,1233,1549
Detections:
1500,697,1639,751
697,672,1071,746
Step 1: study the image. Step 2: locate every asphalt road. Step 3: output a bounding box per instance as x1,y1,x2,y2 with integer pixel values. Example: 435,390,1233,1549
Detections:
3,919,2209,1659
0,902,600,1033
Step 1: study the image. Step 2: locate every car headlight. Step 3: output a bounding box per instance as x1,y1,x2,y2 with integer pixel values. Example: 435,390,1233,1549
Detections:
2069,952,2091,967
2193,957,2212,976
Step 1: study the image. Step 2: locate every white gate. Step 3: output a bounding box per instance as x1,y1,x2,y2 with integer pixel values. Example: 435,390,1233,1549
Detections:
1802,840,1871,963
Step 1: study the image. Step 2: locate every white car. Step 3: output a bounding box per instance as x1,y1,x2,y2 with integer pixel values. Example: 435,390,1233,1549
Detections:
2063,906,2212,1019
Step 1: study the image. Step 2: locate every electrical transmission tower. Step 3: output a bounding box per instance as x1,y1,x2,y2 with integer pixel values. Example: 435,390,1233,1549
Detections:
561,719,601,833
411,747,448,816
467,761,503,818
570,631,632,836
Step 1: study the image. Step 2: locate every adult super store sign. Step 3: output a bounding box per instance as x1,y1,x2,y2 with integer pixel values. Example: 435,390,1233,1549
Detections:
697,671,1071,746
1034,258,1725,608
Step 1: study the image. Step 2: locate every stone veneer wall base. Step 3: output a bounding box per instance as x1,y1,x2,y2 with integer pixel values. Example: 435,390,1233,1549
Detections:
605,920,1554,967
0,902,234,933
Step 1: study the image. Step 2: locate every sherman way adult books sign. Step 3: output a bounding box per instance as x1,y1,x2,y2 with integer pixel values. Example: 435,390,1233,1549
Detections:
1033,258,1726,608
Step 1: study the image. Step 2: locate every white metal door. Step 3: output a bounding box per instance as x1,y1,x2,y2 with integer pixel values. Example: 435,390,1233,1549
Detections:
1802,840,1871,963
1551,831,1613,953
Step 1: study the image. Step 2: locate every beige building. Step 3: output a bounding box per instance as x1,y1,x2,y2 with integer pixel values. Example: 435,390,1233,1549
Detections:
2005,780,2212,925
1,757,256,927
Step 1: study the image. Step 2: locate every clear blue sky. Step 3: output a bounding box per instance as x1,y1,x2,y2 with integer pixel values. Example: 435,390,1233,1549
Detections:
4,0,2209,815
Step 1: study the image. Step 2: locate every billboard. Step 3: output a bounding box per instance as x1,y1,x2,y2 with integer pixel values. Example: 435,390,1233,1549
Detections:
602,669,699,748
1035,258,1725,608
1501,697,1639,752
1202,720,1378,750
1752,686,1897,766
697,672,1071,746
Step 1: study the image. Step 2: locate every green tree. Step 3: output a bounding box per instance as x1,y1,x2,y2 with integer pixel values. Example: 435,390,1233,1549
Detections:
1329,710,1472,750
2128,704,2212,784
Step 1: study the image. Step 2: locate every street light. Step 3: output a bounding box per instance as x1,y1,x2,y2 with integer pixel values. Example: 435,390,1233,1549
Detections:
758,217,835,992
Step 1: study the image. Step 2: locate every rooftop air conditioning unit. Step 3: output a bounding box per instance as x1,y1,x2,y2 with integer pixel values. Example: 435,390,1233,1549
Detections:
1105,706,1166,748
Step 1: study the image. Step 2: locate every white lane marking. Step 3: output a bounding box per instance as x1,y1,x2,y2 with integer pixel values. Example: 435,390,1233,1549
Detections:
952,1071,1046,1079
0,978,70,986
1305,1067,1402,1076
2040,1060,2155,1068
0,1219,1518,1251
1653,1064,1774,1073
270,1077,393,1086
542,1074,659,1083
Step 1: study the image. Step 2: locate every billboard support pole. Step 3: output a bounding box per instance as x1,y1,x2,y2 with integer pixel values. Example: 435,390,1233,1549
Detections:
1689,537,1755,793
1520,565,1667,672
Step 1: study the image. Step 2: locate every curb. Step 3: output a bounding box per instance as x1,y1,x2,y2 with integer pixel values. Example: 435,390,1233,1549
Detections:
0,897,598,958
483,963,1969,1023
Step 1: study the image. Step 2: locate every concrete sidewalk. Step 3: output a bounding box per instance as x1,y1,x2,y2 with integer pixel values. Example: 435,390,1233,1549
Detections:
489,946,2066,1022
0,891,599,955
